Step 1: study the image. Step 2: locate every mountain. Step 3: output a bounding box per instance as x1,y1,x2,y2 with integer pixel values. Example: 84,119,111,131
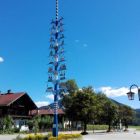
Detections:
111,99,140,125
133,109,140,125
110,99,126,106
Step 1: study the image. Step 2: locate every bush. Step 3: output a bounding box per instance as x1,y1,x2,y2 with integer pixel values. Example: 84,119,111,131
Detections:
27,116,53,132
13,133,82,140
27,120,34,131
3,115,14,130
48,134,82,140
13,134,46,140
23,134,48,140
0,115,15,134
13,127,20,133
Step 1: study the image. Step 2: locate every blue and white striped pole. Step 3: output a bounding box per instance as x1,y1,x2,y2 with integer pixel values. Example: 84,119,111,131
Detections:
47,0,66,137
53,0,59,137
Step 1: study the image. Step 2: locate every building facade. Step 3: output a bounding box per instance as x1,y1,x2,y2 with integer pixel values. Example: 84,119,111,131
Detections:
0,90,37,128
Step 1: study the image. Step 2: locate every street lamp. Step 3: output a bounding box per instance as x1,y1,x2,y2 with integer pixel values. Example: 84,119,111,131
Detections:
126,84,140,101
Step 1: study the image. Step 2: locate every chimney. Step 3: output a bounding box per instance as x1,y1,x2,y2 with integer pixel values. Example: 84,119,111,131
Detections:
7,89,11,94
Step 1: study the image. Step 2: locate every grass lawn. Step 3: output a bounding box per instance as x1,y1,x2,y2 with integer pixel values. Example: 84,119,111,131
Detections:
129,126,140,130
87,125,108,130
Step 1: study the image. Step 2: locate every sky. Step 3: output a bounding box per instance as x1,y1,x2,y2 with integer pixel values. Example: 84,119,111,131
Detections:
0,0,140,108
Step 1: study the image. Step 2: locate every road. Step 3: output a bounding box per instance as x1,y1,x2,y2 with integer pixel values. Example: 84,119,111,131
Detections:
0,134,20,140
83,130,140,140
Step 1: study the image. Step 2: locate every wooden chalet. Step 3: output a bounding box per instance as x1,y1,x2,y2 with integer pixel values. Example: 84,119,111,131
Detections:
0,90,37,127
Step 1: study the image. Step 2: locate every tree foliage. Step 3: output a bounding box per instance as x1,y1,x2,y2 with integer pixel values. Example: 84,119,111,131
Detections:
0,115,14,133
62,80,134,133
118,105,134,130
63,86,96,134
65,79,78,94
27,115,53,133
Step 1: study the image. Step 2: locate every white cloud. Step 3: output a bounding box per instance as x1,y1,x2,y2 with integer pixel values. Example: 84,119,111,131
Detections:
35,101,49,108
74,40,88,48
83,43,88,47
45,94,54,100
97,86,132,97
0,57,4,63
75,39,79,43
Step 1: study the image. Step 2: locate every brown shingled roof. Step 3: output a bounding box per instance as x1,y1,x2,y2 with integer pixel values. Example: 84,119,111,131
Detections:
0,92,25,106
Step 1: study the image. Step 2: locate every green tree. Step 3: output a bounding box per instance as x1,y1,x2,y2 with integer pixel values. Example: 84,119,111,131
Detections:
63,86,96,134
62,79,79,126
94,93,109,124
101,99,118,132
27,115,53,132
62,93,74,122
39,116,53,130
27,119,34,131
3,115,13,131
119,105,134,131
79,87,95,134
65,79,78,94
32,116,40,134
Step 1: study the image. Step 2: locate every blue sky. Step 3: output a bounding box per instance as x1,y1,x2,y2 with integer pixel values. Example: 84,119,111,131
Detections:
0,0,140,108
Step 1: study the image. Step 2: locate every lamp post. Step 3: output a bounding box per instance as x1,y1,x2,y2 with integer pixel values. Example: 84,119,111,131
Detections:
126,84,140,101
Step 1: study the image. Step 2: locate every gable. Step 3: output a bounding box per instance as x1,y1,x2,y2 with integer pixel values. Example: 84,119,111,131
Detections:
0,92,37,110
12,94,37,110
0,93,24,106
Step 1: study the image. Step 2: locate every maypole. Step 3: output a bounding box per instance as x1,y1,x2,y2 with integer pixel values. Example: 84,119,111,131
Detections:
47,0,66,137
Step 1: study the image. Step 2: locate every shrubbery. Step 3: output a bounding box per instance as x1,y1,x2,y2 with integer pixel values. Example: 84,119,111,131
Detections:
49,134,82,140
0,115,19,134
23,134,48,140
13,133,82,140
27,116,53,133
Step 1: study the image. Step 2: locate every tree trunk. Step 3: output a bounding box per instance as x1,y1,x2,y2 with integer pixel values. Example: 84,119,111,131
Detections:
81,122,88,135
107,122,111,132
62,116,64,130
124,121,128,131
83,122,87,133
